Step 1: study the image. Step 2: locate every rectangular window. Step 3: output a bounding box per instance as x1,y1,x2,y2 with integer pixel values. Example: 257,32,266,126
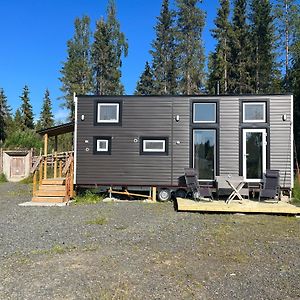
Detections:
243,102,266,123
97,103,119,123
193,129,216,180
97,140,108,152
193,103,216,123
140,137,168,155
93,136,111,154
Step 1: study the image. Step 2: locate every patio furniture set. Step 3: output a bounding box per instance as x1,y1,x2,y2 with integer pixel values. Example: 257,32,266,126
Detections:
184,168,280,203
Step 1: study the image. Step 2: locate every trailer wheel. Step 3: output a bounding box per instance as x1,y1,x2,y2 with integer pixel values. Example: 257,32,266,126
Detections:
175,189,187,199
158,189,171,202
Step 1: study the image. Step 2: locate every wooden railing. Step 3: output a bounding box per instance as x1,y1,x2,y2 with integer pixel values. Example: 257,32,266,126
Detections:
31,151,74,200
63,154,74,200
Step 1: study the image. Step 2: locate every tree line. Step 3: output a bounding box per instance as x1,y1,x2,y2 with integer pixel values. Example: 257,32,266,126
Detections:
0,0,299,154
0,85,55,149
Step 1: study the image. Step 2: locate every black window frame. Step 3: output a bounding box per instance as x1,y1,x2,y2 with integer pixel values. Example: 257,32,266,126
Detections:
93,136,112,155
190,99,220,180
193,102,217,124
140,137,169,156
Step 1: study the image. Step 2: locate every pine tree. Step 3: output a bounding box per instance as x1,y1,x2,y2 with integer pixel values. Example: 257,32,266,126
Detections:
14,109,23,127
134,62,156,95
176,0,205,94
60,16,93,120
228,0,253,94
274,0,300,83
207,0,231,94
0,88,11,143
150,0,177,95
38,89,54,129
92,18,115,95
9,109,23,134
20,85,34,130
92,0,128,95
289,11,300,161
250,0,278,93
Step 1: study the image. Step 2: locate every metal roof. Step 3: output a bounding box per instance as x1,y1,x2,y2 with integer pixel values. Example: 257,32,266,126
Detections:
37,122,74,137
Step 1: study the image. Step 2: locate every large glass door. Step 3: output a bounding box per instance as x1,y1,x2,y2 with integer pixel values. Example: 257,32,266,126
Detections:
193,129,216,180
243,129,266,181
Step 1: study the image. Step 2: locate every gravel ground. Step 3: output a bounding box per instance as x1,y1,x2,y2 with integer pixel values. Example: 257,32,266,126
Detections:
0,182,300,300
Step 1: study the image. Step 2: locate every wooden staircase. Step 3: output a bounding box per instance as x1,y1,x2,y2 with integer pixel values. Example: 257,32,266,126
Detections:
31,152,74,203
32,178,67,203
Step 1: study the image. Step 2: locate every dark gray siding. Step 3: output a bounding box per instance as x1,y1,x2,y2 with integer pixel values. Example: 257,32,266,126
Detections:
76,96,190,186
219,97,240,176
269,95,293,188
75,95,293,188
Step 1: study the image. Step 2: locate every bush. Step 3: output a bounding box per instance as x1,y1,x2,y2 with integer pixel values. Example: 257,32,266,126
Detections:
0,173,7,183
74,190,103,205
3,129,42,149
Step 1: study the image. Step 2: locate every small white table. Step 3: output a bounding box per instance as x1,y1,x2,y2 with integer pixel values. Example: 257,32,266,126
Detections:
225,179,245,204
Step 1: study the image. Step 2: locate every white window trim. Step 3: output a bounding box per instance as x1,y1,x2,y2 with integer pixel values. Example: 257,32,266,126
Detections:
96,139,109,152
143,140,166,153
243,102,266,123
97,103,119,123
193,103,216,123
242,128,267,182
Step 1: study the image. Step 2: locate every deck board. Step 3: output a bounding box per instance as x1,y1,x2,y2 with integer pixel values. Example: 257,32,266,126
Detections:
176,198,300,215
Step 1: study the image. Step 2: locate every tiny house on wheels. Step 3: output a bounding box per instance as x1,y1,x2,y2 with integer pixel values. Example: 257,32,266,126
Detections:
74,94,293,200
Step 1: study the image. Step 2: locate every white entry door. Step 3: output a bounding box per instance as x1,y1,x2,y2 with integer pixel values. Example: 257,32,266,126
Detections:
243,129,267,182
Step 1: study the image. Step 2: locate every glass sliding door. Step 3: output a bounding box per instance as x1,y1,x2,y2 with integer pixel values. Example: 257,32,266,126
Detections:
193,129,216,180
243,129,266,181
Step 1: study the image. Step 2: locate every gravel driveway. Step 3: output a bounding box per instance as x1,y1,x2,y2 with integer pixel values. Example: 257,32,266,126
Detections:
0,182,300,300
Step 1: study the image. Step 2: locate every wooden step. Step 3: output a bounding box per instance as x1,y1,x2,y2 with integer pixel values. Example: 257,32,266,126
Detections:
39,185,66,191
32,196,66,203
42,178,65,185
35,190,66,197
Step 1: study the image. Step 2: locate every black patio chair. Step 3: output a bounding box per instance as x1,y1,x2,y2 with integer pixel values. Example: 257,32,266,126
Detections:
259,169,280,202
184,168,213,201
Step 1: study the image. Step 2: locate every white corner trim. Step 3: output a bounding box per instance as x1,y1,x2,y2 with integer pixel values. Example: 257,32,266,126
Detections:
73,93,78,185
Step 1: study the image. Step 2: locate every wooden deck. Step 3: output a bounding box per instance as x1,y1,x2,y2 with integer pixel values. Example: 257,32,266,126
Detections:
176,198,300,215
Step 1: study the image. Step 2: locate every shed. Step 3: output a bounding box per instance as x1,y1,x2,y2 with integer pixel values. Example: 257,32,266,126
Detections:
1,149,32,182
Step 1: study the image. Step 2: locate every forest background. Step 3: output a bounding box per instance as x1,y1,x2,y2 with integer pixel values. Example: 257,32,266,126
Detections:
0,0,299,159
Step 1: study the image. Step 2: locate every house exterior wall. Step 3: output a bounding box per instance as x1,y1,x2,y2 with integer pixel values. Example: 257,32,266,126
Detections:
76,96,191,186
269,95,293,188
75,95,293,189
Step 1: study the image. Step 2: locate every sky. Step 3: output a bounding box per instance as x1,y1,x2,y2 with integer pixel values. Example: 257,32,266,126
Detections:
0,0,222,123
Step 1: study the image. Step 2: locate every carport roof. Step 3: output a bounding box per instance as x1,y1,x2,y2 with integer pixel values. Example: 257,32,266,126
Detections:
37,122,74,137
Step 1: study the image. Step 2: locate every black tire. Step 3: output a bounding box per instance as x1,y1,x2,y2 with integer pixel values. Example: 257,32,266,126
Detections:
158,189,171,202
175,189,187,199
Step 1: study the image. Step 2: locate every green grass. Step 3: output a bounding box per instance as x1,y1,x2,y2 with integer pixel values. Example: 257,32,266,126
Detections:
85,216,107,225
0,173,7,183
31,244,77,256
19,174,33,184
74,190,104,205
292,177,300,205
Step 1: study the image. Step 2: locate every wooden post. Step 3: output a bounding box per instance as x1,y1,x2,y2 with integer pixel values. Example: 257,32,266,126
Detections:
59,160,62,178
39,160,43,186
43,133,48,179
54,152,57,178
70,158,74,198
33,172,37,195
152,187,157,202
